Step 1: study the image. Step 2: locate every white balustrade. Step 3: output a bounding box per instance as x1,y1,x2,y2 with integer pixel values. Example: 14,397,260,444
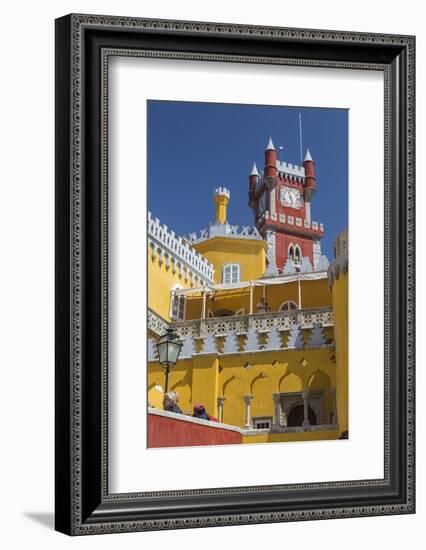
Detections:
171,307,333,339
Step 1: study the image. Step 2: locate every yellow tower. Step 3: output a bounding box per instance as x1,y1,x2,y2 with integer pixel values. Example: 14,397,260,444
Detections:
189,187,267,283
328,228,349,438
214,187,230,224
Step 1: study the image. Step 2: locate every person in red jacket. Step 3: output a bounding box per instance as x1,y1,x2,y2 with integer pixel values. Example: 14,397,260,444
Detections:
192,403,218,422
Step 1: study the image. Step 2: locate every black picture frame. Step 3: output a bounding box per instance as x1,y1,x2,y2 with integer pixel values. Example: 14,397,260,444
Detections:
55,14,415,535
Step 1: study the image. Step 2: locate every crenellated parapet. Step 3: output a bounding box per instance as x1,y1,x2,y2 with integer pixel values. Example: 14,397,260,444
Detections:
257,210,324,237
276,160,305,181
215,186,230,199
148,211,215,283
185,222,262,245
252,162,306,196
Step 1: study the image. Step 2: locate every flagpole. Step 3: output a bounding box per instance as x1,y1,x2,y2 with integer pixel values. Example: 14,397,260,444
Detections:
299,112,303,164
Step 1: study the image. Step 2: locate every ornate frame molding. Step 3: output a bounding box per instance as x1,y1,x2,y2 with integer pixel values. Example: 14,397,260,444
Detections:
55,14,415,535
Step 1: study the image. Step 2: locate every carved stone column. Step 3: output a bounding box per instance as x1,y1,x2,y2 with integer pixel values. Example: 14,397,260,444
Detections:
302,391,310,427
243,395,254,429
272,393,281,430
217,396,225,423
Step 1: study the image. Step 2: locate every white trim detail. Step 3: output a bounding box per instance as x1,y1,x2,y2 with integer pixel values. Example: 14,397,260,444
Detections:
279,300,298,312
222,263,240,284
215,186,230,198
148,211,214,283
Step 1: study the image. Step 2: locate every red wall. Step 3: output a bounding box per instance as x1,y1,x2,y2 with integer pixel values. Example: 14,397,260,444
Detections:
148,412,242,448
275,231,314,270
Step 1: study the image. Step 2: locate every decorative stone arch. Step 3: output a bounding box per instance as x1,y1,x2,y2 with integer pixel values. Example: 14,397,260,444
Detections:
279,371,302,393
279,300,298,312
221,375,244,426
250,373,274,421
308,369,331,391
222,375,238,399
249,372,269,395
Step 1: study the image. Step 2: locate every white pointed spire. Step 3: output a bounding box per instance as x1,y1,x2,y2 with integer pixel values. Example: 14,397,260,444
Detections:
266,137,275,151
304,148,313,162
250,162,259,176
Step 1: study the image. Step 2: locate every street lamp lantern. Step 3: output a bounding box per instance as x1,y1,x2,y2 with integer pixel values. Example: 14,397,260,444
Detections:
156,328,182,393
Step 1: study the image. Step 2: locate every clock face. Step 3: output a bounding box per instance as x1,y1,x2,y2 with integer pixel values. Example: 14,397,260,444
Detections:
280,186,302,209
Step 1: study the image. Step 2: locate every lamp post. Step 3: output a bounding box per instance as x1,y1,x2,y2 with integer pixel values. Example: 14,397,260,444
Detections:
156,328,182,394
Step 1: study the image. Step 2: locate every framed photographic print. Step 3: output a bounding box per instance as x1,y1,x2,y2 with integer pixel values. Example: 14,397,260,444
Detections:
55,14,415,535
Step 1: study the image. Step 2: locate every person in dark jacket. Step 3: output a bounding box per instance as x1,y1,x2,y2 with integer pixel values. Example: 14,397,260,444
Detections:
192,403,218,422
163,391,183,414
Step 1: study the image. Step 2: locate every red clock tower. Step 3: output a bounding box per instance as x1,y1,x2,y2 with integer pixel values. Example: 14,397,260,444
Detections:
248,138,326,274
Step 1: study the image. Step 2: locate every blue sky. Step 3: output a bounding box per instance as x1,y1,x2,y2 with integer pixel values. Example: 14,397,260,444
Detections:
147,101,348,261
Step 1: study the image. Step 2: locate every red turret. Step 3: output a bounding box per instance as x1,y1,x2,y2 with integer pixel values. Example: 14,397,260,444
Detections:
264,137,277,190
303,148,316,202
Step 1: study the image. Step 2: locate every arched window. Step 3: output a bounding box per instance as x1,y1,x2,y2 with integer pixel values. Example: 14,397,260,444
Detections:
222,263,240,284
294,245,302,265
288,243,302,265
279,301,298,312
170,284,186,320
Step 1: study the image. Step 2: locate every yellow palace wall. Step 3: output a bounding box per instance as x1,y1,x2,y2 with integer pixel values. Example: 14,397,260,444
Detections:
147,211,348,443
242,429,339,444
184,277,332,320
331,270,349,434
192,236,267,283
148,247,196,322
148,343,338,443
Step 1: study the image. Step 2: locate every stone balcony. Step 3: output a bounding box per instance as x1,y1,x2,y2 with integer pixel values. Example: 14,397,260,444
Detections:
148,307,334,359
171,306,334,339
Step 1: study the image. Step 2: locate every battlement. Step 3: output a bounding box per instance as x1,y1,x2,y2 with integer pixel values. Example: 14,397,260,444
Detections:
215,187,230,198
276,159,305,179
259,211,324,235
186,222,263,244
148,211,215,283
